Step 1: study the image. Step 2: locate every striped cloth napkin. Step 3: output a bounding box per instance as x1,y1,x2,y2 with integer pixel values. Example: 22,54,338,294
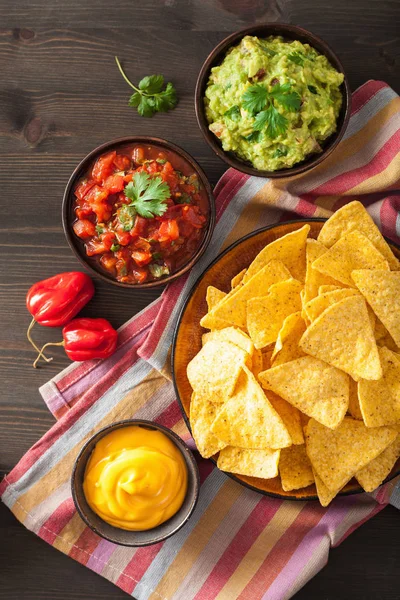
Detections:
2,80,400,600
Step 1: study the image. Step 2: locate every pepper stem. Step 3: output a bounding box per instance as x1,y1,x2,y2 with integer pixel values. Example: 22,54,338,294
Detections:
27,318,52,363
33,341,64,369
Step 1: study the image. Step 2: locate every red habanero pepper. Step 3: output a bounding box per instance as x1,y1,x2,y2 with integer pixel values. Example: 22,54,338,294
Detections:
26,272,94,363
33,318,118,367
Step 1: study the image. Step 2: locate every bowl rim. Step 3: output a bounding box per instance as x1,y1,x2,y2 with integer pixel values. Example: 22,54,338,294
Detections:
71,418,200,546
195,22,352,178
62,136,216,289
171,218,400,501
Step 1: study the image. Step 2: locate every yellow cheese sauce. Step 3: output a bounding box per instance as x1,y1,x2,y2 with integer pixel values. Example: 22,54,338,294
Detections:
83,425,188,531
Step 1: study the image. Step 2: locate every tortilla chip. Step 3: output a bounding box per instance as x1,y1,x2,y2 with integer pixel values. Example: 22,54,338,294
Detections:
318,285,343,295
247,279,303,349
352,269,400,347
317,200,399,270
259,356,349,429
355,435,400,492
211,366,292,450
187,340,248,403
271,312,307,366
313,468,345,507
251,349,263,377
261,348,274,371
209,260,291,329
304,289,359,322
300,288,311,325
313,231,389,287
374,319,399,352
217,446,280,479
200,313,234,331
231,268,246,289
358,347,400,427
303,239,340,303
243,224,310,284
206,286,227,312
305,417,397,490
190,393,227,458
267,390,304,445
348,378,363,420
300,295,382,381
279,445,314,491
202,327,254,356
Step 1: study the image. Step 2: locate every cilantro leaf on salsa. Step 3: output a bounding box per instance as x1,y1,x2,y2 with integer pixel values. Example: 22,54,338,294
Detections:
125,172,170,218
270,83,302,112
242,85,269,115
115,57,178,118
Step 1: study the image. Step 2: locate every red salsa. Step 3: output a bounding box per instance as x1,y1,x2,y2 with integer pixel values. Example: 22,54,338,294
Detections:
72,144,209,284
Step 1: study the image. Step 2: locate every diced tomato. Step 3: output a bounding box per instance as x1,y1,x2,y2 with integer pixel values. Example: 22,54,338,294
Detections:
100,253,118,273
75,199,94,219
75,179,96,200
132,267,148,284
85,239,109,256
92,151,117,183
103,174,125,194
85,185,109,204
92,203,112,222
130,216,148,238
158,219,180,242
123,172,134,183
113,154,131,171
146,160,162,174
183,205,207,228
73,219,96,239
131,250,152,267
100,232,116,251
115,228,131,246
134,237,152,252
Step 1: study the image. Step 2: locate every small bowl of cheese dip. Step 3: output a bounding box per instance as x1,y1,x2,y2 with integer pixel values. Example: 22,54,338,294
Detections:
71,420,200,546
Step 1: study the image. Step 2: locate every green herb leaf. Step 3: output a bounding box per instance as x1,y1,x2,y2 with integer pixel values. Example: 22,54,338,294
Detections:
115,57,178,118
288,52,305,66
308,85,318,95
156,158,167,164
224,105,241,121
125,171,170,218
242,85,269,114
258,42,277,58
95,224,105,235
254,105,288,139
110,243,120,252
245,130,262,143
270,83,302,112
118,204,136,231
152,251,163,261
149,263,170,278
138,74,164,94
175,192,191,204
273,147,289,158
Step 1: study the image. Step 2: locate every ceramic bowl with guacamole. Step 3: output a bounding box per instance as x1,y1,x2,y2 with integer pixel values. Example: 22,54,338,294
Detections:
195,23,351,178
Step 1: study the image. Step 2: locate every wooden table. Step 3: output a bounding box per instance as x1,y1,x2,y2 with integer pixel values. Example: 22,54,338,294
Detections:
1,1,399,598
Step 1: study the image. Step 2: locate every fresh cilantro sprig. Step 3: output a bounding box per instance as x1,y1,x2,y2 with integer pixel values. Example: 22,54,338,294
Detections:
124,172,170,219
242,82,301,140
115,56,178,118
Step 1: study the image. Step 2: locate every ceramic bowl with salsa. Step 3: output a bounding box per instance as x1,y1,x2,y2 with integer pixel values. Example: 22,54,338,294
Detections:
62,137,215,287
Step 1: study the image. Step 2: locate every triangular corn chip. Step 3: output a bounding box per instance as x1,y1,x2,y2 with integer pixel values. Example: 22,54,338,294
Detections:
355,435,400,492
375,319,399,352
259,356,349,429
279,445,314,491
190,393,227,458
317,200,399,270
187,340,248,403
231,268,246,289
271,312,307,366
303,238,341,303
209,260,291,329
251,349,263,377
313,230,389,287
211,366,291,449
313,468,346,507
300,295,382,381
352,269,400,347
206,286,226,311
318,284,343,294
358,347,400,427
247,279,303,349
305,417,397,490
200,313,234,330
267,390,304,445
202,327,254,356
348,378,363,420
217,446,280,479
243,224,310,284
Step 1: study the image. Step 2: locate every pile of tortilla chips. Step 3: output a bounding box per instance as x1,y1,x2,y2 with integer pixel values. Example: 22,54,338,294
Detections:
186,202,400,506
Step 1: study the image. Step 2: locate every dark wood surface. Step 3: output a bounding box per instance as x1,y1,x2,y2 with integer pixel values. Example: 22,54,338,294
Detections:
0,1,399,598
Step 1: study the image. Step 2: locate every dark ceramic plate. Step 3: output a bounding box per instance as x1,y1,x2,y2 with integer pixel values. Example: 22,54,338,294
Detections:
171,219,400,501
71,420,200,546
195,23,351,178
62,136,215,288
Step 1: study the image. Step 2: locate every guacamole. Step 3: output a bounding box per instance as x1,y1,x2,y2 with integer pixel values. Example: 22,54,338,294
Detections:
205,36,344,171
